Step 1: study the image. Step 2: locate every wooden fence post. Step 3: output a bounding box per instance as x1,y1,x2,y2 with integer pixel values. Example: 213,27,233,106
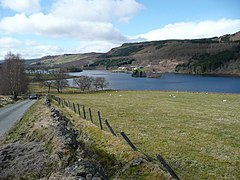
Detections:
77,104,81,116
68,100,71,109
97,111,103,130
156,154,180,180
83,106,86,119
120,132,137,151
89,108,93,123
73,102,76,113
105,119,116,136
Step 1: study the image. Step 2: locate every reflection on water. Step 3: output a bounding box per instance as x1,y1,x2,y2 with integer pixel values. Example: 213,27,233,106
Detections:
68,70,240,93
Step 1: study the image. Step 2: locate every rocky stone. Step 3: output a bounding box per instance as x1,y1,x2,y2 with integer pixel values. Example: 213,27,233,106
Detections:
130,158,143,167
86,173,93,180
65,159,106,180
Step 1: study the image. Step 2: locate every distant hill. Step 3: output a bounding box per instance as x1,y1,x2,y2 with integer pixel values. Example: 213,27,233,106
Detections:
93,31,240,76
27,52,103,70
28,31,240,76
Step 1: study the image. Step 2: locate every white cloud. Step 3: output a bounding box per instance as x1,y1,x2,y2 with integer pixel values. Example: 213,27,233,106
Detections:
51,0,143,23
114,0,143,23
0,0,41,15
0,0,142,42
0,37,21,48
0,37,63,59
1,1,239,60
75,41,121,53
0,0,143,58
136,19,240,41
0,13,126,41
0,37,119,59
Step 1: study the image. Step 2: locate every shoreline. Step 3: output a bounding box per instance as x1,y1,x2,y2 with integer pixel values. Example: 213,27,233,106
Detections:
110,68,240,78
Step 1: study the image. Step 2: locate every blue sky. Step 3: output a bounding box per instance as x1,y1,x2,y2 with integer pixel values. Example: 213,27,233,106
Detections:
0,0,239,59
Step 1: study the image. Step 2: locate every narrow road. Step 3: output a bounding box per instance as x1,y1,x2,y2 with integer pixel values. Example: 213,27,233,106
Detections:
0,99,37,137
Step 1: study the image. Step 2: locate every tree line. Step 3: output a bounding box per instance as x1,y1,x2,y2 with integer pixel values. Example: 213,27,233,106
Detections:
74,76,109,91
41,74,108,93
0,52,109,99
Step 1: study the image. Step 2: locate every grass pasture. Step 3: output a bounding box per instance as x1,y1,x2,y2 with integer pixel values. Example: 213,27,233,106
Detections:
56,91,240,179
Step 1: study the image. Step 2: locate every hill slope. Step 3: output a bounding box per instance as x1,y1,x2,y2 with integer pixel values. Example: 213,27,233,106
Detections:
27,53,103,69
95,31,240,75
28,32,240,76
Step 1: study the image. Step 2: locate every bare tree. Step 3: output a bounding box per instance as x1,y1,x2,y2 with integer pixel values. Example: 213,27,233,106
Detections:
51,71,69,93
74,76,94,91
0,52,28,99
93,77,109,90
41,81,53,93
53,79,69,93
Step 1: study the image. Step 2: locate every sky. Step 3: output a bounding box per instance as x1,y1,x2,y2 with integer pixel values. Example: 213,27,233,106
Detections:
0,0,240,59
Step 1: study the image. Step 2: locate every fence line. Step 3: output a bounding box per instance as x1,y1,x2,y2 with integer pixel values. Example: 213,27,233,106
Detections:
49,95,180,179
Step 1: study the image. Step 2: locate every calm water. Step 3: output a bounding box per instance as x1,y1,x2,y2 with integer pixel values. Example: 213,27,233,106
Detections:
68,70,240,94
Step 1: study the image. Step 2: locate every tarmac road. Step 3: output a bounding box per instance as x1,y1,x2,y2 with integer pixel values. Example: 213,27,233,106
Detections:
0,99,37,137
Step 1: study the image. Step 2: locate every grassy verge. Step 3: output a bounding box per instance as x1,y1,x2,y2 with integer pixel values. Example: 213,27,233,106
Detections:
0,100,54,179
54,91,240,179
52,100,168,179
3,100,51,143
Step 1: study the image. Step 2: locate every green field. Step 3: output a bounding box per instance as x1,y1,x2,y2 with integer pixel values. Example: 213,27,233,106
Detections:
55,91,240,179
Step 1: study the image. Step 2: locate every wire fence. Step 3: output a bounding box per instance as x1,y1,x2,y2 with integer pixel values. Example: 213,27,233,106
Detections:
49,94,180,180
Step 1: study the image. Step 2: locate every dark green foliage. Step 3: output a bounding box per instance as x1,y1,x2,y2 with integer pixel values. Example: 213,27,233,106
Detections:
155,44,166,49
132,69,146,77
105,45,144,57
90,58,135,69
220,35,230,42
186,38,216,44
176,44,240,74
61,66,83,72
